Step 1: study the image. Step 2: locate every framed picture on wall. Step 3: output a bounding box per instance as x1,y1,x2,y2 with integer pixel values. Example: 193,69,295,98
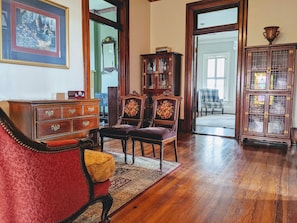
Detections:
0,0,69,68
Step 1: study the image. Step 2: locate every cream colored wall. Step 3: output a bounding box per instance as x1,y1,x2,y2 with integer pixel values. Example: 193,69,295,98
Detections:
129,0,151,93
133,0,297,124
247,0,297,46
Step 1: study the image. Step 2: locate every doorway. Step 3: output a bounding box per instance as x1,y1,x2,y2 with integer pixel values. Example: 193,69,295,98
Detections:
194,31,238,137
184,0,247,139
82,0,129,101
82,0,129,126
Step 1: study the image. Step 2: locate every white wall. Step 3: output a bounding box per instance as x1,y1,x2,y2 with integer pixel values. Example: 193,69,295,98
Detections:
0,0,84,100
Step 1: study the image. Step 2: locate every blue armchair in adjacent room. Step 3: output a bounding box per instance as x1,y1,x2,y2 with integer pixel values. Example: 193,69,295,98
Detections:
199,88,224,116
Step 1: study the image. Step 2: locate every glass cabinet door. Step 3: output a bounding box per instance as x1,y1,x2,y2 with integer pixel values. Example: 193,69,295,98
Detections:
246,50,269,90
244,93,291,136
245,94,266,134
157,55,171,89
246,47,295,92
267,94,290,135
270,48,294,90
143,57,156,89
142,54,174,91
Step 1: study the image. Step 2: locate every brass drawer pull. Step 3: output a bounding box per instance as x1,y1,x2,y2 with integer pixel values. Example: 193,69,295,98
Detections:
88,107,95,112
83,121,90,126
51,124,60,132
68,109,76,114
45,110,54,117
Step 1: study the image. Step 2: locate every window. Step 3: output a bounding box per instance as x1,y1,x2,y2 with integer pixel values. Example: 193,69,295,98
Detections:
204,53,230,101
197,7,238,29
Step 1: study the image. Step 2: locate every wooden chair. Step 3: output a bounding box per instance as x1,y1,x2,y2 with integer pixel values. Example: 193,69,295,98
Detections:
129,91,182,170
99,91,146,163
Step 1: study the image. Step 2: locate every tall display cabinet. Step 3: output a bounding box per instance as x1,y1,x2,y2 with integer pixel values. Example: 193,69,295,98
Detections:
141,52,182,121
241,44,297,147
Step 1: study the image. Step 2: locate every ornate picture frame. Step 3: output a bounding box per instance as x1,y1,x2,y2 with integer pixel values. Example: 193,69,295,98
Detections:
0,0,69,68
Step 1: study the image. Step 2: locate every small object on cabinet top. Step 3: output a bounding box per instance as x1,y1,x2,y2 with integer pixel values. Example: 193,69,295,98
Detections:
68,90,85,99
156,46,171,53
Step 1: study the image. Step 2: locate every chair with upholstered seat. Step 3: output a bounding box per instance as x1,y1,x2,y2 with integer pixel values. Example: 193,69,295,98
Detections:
99,91,146,163
129,91,182,170
199,88,224,116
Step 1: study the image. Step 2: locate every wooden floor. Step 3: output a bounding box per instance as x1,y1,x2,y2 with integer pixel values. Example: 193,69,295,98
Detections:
195,125,235,138
102,133,297,223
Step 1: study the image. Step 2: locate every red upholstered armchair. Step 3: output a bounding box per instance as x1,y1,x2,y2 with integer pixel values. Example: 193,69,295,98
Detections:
0,108,113,223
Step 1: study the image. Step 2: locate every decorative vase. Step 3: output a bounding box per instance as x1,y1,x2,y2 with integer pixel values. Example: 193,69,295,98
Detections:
263,26,280,45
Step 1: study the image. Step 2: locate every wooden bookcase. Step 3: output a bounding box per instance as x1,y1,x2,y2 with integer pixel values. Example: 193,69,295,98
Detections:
141,52,182,122
241,44,297,147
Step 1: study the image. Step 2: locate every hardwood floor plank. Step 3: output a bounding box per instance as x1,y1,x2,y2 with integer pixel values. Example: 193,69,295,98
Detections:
100,133,297,223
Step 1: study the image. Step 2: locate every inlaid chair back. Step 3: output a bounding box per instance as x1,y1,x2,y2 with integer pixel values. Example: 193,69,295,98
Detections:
117,92,146,128
151,92,181,130
129,91,182,170
99,91,147,163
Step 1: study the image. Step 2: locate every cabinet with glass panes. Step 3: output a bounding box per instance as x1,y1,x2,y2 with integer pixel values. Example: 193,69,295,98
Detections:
241,44,296,147
141,52,182,123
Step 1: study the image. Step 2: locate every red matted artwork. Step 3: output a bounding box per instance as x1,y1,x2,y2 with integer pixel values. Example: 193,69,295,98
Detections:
0,0,69,68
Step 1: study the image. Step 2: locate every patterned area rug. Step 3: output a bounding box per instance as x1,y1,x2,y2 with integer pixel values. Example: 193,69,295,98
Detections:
73,152,181,222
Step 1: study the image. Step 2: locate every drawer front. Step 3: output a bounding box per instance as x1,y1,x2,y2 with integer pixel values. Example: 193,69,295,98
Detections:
36,107,61,121
84,104,99,115
63,105,82,118
73,117,99,131
37,120,72,138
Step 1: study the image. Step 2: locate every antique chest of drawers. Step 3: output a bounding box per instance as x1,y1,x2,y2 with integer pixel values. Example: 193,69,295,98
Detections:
8,99,100,142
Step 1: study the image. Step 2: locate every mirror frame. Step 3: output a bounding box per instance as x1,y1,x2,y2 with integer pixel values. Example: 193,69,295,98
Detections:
102,36,116,72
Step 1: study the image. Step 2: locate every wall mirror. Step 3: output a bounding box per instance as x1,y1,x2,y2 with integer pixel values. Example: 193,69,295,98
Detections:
102,36,116,72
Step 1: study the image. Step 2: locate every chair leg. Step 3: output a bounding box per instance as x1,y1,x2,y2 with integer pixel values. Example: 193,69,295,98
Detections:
140,142,145,156
132,139,135,164
152,144,156,157
160,145,163,171
100,193,113,223
121,139,127,164
174,140,178,162
100,136,104,152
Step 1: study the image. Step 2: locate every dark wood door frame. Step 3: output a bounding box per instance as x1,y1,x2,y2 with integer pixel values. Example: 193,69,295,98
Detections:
82,0,130,99
183,0,248,140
